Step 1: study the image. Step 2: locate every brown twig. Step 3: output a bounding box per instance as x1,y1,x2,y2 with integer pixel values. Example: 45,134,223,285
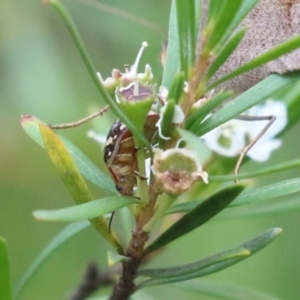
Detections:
70,262,117,300
109,180,161,299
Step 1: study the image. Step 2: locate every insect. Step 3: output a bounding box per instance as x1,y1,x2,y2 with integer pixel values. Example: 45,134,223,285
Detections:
49,108,159,195
103,113,159,196
49,109,159,231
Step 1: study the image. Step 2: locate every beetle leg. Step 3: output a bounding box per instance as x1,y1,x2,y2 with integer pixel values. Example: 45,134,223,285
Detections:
133,171,148,180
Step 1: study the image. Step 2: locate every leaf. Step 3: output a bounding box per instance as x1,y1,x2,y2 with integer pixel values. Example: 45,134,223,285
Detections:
138,248,249,279
13,222,89,299
197,73,300,137
204,28,247,81
230,177,300,207
175,0,198,73
162,1,180,89
209,35,300,90
220,197,300,219
159,99,175,144
33,196,140,222
139,228,282,288
167,177,300,214
185,90,233,132
177,280,280,300
21,115,117,195
168,72,185,104
205,0,243,53
144,184,246,255
210,159,300,182
49,0,151,152
213,0,258,53
280,77,300,133
39,123,123,253
0,237,12,300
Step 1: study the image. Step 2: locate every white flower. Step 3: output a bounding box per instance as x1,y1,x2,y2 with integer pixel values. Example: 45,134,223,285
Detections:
156,104,185,140
202,100,288,162
97,41,153,90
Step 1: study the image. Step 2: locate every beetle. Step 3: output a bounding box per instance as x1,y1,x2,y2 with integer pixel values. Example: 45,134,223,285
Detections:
48,104,160,196
104,113,159,196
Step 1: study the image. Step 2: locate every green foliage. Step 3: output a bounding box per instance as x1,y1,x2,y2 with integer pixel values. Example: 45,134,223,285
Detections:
139,228,281,288
13,222,89,299
33,196,140,222
14,0,300,299
0,238,12,300
139,248,249,280
145,184,246,254
21,115,117,195
39,123,124,253
177,280,280,300
167,177,300,215
209,35,300,89
198,73,300,137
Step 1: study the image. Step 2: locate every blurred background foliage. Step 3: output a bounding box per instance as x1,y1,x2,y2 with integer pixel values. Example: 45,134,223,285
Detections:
0,0,300,299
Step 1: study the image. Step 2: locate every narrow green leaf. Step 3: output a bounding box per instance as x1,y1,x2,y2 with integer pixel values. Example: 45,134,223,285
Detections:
167,177,300,215
230,177,300,207
14,222,89,299
206,0,223,22
162,1,180,89
49,0,151,152
214,0,258,53
165,200,200,215
220,197,300,219
186,0,197,66
39,123,123,253
204,28,247,81
168,72,185,104
40,123,94,205
280,78,300,133
138,248,249,279
185,90,233,131
177,280,280,300
21,115,117,195
140,228,282,288
176,0,189,74
210,159,300,182
210,35,300,90
0,238,12,300
205,0,243,52
144,184,246,255
198,73,300,137
33,196,140,222
188,228,282,276
160,99,175,143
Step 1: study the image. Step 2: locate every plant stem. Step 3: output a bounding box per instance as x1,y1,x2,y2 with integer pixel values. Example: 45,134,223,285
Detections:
109,180,161,299
48,0,151,152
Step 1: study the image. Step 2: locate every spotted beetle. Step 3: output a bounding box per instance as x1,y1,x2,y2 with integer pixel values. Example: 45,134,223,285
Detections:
104,113,159,196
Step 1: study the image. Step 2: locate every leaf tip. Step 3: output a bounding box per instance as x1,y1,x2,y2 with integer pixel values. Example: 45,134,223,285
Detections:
20,115,35,125
32,210,43,220
273,227,283,235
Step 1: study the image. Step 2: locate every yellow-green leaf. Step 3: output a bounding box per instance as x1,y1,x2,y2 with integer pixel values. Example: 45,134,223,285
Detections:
39,124,124,254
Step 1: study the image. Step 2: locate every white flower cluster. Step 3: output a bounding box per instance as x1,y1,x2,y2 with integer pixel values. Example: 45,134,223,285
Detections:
202,100,288,162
